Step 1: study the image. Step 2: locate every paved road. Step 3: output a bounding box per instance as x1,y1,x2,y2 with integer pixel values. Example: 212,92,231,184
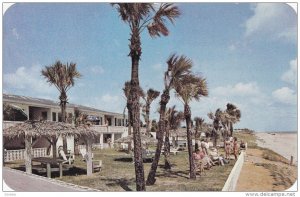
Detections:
3,167,98,192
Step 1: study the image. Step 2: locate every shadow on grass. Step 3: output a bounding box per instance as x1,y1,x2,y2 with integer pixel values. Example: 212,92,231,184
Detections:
156,168,190,179
114,157,133,162
114,157,154,163
12,166,87,178
102,177,135,191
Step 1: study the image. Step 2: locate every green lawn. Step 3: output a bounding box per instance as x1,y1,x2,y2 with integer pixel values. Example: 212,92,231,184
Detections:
56,148,235,191
5,147,236,191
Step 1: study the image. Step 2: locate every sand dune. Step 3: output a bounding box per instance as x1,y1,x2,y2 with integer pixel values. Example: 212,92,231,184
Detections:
255,132,297,164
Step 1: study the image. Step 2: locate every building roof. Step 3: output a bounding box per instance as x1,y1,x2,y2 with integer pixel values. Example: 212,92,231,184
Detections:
3,94,125,117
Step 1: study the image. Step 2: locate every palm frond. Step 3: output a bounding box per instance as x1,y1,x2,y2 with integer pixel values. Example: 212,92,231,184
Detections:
147,3,180,37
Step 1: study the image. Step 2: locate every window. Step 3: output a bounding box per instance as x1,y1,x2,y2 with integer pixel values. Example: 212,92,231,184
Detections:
100,117,103,125
52,112,56,121
115,118,117,126
41,112,47,120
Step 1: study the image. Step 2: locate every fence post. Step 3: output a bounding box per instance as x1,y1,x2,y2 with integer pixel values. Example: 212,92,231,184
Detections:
290,156,293,166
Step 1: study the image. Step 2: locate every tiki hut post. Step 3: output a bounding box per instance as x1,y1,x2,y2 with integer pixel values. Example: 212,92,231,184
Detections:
52,136,58,159
24,134,32,174
86,138,93,176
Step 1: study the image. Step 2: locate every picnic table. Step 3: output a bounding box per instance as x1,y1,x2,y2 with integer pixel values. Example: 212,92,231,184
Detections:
32,157,65,178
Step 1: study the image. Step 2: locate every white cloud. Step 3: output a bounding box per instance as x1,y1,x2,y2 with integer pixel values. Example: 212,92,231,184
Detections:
213,82,260,96
101,94,119,103
228,44,236,51
245,3,297,43
90,66,104,74
3,64,56,95
272,87,296,105
152,63,162,71
281,58,297,86
12,28,19,40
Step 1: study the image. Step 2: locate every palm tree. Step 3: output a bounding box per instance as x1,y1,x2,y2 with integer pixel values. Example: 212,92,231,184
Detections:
41,60,81,154
208,109,223,147
175,73,208,179
164,106,184,169
146,54,194,185
142,88,160,136
112,3,180,190
225,103,241,136
194,117,204,150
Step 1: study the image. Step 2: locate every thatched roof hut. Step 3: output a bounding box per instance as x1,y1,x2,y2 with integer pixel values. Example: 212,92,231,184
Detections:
3,120,98,139
3,120,98,176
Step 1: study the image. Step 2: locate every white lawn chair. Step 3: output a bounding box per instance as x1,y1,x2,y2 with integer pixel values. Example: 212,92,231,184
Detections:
79,148,102,172
58,148,74,165
79,148,94,160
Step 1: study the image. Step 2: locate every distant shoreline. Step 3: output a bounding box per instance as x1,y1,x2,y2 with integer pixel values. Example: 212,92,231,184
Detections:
255,132,298,164
254,131,297,134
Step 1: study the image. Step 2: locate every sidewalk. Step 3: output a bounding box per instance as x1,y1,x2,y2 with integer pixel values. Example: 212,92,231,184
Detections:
3,167,100,192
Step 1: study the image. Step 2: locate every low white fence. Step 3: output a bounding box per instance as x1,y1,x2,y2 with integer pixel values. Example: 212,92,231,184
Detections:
222,151,246,191
4,148,48,162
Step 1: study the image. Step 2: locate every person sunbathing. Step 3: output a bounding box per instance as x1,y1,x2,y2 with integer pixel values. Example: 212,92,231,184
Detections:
210,148,225,166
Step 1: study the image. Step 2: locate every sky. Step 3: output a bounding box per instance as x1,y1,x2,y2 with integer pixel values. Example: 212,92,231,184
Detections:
3,3,298,132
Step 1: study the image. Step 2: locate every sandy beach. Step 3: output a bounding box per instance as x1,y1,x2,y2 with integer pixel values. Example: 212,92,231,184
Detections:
255,132,297,164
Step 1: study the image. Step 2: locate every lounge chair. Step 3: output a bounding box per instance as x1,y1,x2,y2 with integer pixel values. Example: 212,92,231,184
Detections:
79,148,94,160
170,147,180,155
58,148,74,165
80,148,102,172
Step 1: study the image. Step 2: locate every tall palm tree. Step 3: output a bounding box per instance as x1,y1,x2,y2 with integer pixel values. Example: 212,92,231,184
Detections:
112,3,180,190
142,88,160,136
175,73,208,179
164,106,184,169
146,54,193,185
194,117,204,150
225,103,241,136
41,61,81,154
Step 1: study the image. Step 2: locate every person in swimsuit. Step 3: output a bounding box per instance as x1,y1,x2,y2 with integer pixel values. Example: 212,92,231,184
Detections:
225,137,231,160
233,137,239,160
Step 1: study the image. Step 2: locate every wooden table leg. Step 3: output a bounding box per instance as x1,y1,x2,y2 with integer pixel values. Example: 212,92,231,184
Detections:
47,163,51,178
59,163,63,178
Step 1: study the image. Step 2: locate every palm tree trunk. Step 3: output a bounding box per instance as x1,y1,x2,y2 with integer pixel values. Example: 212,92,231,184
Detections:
194,127,199,151
230,122,233,137
145,105,151,136
212,128,217,147
60,91,68,153
185,104,196,179
127,107,132,153
146,90,170,185
129,27,145,191
164,123,171,170
52,136,57,159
